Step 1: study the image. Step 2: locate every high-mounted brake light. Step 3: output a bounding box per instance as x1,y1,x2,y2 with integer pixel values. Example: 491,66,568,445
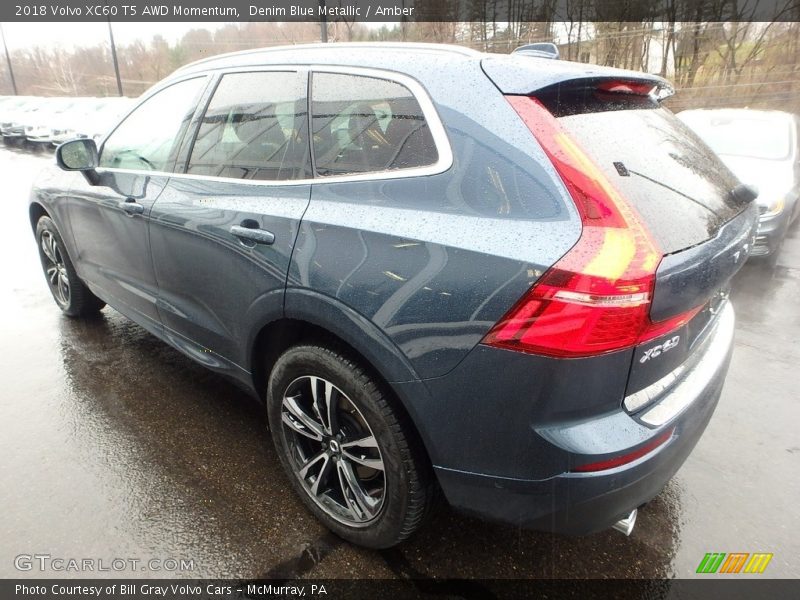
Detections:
596,80,657,96
483,96,699,358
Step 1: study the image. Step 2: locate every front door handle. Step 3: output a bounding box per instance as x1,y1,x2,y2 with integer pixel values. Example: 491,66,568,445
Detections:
230,225,275,245
120,198,144,216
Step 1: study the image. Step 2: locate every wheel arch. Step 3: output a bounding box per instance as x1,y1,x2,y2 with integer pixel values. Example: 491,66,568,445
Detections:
249,288,422,391
29,202,50,231
248,289,437,471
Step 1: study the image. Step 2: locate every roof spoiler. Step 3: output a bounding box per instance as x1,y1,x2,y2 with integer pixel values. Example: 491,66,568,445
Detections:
513,43,559,60
483,56,674,100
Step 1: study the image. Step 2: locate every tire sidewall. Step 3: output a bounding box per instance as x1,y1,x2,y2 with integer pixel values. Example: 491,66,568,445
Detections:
266,344,412,549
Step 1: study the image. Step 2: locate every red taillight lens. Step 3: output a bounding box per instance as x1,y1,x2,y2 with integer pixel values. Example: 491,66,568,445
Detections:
483,96,696,358
639,304,704,344
570,428,674,473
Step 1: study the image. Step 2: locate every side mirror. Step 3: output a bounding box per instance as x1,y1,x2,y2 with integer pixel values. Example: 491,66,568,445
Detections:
56,138,98,171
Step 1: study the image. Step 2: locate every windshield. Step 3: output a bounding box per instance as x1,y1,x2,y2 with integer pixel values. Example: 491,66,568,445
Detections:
679,113,791,161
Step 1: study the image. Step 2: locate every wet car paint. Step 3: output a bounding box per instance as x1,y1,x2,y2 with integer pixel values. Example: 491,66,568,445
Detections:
1,147,799,578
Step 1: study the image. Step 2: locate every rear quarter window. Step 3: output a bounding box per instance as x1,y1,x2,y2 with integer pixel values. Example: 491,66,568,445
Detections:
310,72,438,176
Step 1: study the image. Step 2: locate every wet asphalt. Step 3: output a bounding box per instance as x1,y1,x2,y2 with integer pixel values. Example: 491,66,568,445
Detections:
0,145,798,580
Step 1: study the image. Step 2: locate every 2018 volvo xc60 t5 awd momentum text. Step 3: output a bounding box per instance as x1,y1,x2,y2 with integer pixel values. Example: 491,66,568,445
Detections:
30,43,758,548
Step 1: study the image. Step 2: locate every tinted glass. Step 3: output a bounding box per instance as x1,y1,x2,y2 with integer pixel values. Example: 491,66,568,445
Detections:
187,71,311,181
311,73,438,176
100,77,205,171
458,137,565,219
556,106,747,254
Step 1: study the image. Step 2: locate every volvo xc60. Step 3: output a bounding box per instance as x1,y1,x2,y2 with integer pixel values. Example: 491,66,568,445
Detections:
30,43,757,548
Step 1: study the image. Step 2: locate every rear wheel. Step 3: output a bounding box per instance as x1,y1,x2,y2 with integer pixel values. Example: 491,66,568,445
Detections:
36,216,105,317
267,344,433,548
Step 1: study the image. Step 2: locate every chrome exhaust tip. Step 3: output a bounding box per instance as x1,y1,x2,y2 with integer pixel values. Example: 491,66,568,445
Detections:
612,509,637,536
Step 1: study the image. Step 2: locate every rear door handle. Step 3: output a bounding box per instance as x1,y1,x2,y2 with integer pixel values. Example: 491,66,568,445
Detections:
120,198,144,216
230,225,275,245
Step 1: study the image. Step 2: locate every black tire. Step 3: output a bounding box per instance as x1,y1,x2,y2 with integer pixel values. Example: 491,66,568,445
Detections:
267,343,434,549
35,216,105,317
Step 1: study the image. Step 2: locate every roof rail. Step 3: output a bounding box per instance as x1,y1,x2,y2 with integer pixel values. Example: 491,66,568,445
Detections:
178,42,481,72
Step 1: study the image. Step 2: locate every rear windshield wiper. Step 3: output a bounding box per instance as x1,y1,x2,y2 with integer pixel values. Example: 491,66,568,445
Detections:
728,183,758,205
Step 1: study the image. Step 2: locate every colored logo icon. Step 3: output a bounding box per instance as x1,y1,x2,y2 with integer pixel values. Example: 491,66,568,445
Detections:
696,552,773,574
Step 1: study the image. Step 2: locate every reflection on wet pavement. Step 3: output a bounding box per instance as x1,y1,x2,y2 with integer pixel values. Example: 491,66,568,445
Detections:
1,146,797,579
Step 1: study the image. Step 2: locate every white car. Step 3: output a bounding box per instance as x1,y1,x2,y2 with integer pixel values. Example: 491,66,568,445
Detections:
51,97,133,146
678,108,800,259
1,97,43,142
25,98,81,146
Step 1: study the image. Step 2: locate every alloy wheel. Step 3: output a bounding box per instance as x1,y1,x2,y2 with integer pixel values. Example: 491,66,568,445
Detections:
280,375,386,527
40,230,70,307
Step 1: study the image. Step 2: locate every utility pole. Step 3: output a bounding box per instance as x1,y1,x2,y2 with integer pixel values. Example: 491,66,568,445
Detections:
401,0,407,41
0,23,18,95
107,20,123,96
319,0,328,43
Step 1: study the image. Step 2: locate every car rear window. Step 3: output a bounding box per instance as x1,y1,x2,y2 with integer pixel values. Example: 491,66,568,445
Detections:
538,87,748,254
310,72,438,176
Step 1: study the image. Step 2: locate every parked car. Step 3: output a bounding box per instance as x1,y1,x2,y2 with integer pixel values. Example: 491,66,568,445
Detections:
24,98,80,147
51,97,134,146
2,97,42,142
29,43,758,548
678,108,800,259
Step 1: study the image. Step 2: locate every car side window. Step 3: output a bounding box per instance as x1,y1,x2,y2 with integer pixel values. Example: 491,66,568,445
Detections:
100,77,206,171
186,71,311,181
311,72,438,176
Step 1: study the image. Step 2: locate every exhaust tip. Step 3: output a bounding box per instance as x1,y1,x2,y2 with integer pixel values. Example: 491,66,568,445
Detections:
612,509,637,536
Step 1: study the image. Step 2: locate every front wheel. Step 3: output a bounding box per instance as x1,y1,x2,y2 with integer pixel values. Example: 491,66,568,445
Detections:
267,344,434,548
35,216,105,317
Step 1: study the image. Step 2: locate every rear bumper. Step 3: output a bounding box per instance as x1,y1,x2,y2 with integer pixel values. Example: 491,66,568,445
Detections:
424,304,734,535
435,371,723,533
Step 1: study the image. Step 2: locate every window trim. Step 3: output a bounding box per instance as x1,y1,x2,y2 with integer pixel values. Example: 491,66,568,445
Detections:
99,65,454,187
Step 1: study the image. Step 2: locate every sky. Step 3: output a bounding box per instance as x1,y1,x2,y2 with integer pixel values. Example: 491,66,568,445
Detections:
0,22,230,51
0,21,390,52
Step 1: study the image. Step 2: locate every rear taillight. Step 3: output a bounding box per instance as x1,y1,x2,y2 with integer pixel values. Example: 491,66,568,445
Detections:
483,96,698,358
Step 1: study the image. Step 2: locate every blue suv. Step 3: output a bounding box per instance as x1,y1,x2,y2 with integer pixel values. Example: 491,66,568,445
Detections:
31,43,757,548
